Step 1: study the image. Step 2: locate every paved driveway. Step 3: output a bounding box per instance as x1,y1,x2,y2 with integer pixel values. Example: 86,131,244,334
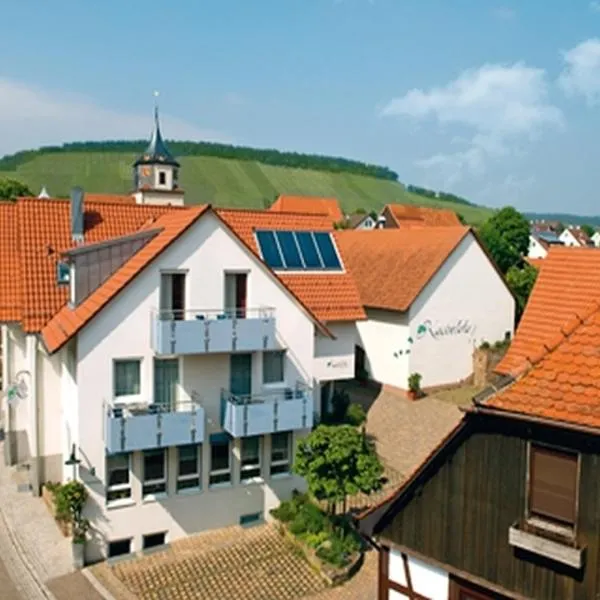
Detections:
92,524,329,600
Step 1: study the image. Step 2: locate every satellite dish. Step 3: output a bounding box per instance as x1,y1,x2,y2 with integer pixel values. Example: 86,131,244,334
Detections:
5,370,30,406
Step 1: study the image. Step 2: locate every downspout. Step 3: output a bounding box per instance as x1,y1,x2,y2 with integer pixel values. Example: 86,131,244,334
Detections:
26,335,39,496
1,325,11,465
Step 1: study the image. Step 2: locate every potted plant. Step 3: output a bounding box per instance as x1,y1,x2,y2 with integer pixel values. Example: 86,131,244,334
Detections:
53,480,89,569
407,372,422,400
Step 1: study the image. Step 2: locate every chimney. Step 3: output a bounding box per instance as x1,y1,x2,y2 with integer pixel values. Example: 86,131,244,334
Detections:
70,187,84,244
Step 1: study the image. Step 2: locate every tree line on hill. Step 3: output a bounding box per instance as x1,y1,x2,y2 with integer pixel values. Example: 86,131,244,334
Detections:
406,184,475,207
0,141,399,182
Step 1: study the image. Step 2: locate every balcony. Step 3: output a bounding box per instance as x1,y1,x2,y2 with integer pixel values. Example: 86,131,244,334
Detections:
151,307,277,355
105,397,205,454
221,383,314,437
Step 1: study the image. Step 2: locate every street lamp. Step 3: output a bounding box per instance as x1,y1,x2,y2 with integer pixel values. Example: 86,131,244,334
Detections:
65,444,81,481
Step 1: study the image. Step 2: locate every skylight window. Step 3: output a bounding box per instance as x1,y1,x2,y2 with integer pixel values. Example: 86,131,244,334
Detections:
256,230,342,271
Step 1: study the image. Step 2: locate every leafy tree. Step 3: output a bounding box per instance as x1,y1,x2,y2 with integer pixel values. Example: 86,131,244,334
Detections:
294,425,383,515
456,212,467,225
0,178,32,201
478,206,530,274
506,264,538,320
581,224,595,238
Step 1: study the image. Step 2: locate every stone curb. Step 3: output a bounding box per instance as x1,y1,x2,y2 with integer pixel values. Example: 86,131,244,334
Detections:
0,489,57,600
82,569,117,600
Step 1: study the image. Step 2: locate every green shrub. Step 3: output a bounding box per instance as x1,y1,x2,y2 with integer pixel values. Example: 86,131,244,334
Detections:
302,531,329,549
345,403,366,426
270,500,297,523
408,372,422,393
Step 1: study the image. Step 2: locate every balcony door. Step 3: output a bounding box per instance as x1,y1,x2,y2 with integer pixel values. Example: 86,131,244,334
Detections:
154,358,179,411
225,273,247,318
160,272,186,320
230,354,252,398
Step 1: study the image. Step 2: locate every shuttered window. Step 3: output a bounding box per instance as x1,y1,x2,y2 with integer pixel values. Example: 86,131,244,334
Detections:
529,444,578,525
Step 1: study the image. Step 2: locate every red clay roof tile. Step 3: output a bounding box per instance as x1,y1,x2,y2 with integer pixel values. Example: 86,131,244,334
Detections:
335,227,470,311
497,247,600,376
269,195,344,224
384,204,462,228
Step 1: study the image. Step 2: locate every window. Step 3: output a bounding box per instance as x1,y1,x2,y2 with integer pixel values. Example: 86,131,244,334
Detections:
158,171,166,185
255,230,343,271
114,360,141,397
270,432,291,476
177,445,201,492
241,436,262,482
143,449,167,498
143,532,166,550
209,439,231,486
240,512,262,526
107,538,132,558
159,272,186,320
529,444,578,526
263,351,285,385
106,453,131,503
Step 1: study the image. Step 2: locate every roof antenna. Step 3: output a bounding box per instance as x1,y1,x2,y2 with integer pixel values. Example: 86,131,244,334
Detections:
153,90,160,128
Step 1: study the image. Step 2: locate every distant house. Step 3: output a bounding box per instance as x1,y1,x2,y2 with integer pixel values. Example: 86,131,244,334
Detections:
528,231,563,259
592,231,600,247
379,204,462,229
336,227,515,390
345,212,376,230
559,226,592,248
359,273,600,599
268,195,344,226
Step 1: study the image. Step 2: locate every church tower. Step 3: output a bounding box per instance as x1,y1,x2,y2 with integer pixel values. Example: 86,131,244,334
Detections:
133,101,185,206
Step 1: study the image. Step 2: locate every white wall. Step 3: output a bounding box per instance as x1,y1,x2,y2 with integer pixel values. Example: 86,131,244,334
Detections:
75,211,316,560
388,549,449,599
6,325,29,440
528,236,547,259
314,322,357,382
409,233,515,388
356,310,410,390
559,229,580,247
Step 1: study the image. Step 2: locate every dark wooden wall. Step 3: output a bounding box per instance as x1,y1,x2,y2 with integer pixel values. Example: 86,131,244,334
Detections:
379,415,600,600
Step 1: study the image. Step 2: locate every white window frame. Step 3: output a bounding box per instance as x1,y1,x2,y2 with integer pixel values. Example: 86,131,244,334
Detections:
270,432,291,477
142,449,167,500
263,350,285,387
106,453,132,506
209,440,232,488
177,444,202,494
240,436,262,483
113,358,142,401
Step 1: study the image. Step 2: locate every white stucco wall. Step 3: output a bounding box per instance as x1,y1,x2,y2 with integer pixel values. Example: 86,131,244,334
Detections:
37,346,63,460
6,325,29,439
409,233,515,388
528,236,548,259
75,211,316,560
356,310,411,390
388,549,449,599
314,322,357,382
559,229,581,247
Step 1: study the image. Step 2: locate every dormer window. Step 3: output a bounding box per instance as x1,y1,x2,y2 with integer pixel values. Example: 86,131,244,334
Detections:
56,261,70,285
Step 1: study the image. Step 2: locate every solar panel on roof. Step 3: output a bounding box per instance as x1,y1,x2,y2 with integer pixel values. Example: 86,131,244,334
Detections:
256,231,284,269
256,230,343,271
295,232,322,268
275,231,303,269
313,232,342,270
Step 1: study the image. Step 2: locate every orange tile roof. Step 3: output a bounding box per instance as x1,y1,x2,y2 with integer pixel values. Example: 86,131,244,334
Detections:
42,207,208,353
487,301,600,429
84,193,135,204
217,208,365,322
497,247,600,376
3,197,181,332
336,227,470,311
384,204,461,228
0,204,21,322
525,257,544,269
269,195,344,224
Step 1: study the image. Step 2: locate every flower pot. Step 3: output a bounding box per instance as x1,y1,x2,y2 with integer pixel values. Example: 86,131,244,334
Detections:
72,542,85,570
407,390,419,401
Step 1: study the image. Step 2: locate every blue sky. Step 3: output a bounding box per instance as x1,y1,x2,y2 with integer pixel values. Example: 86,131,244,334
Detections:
1,1,600,214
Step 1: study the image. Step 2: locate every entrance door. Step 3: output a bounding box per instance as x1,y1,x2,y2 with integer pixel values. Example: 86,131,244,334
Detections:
154,358,179,411
160,273,186,320
354,345,366,379
230,354,252,398
320,382,332,418
225,273,247,318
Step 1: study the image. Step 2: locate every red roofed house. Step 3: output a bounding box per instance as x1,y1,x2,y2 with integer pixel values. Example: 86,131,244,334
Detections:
0,113,365,564
379,203,462,229
336,227,515,390
358,254,600,599
559,226,593,248
269,195,344,226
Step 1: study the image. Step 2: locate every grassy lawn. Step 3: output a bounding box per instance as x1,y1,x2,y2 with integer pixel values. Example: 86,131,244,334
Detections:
3,152,494,224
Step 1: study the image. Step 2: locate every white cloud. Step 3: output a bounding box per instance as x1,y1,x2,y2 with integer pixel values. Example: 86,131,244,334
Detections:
590,1,600,13
558,38,600,105
0,78,232,157
380,63,563,184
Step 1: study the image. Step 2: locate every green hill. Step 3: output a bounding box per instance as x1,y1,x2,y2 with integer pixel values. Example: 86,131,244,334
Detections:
0,145,494,224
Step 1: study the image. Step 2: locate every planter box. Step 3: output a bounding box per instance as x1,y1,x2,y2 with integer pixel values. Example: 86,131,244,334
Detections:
42,485,72,537
72,542,85,569
508,523,585,569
